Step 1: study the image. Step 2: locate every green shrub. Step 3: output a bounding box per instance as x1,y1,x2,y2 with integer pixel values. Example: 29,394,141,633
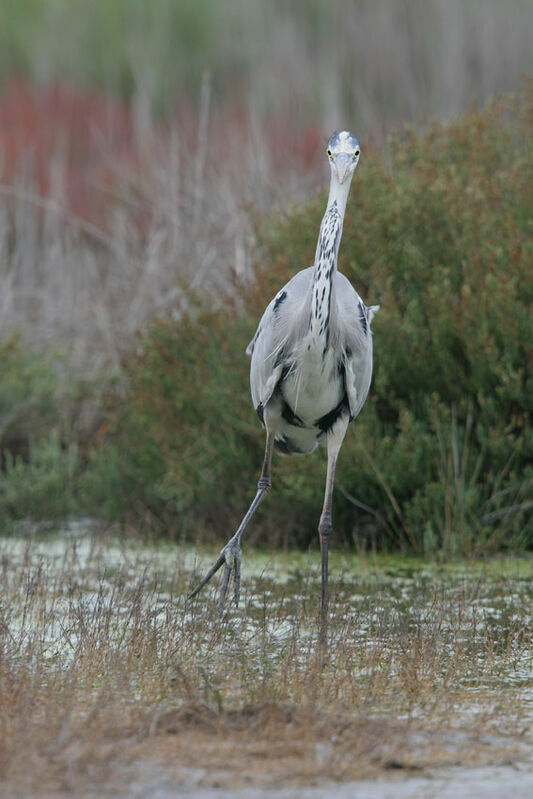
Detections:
81,308,265,537
86,89,533,552
0,433,78,527
0,332,58,446
0,335,81,529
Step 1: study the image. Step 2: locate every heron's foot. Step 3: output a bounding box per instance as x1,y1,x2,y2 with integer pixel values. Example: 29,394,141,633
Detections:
187,537,242,615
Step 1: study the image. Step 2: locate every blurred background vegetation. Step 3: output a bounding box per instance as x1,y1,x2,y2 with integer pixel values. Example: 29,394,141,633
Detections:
0,1,531,553
1,0,532,138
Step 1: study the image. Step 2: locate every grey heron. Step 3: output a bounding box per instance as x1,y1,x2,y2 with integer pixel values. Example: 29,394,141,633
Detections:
188,130,378,632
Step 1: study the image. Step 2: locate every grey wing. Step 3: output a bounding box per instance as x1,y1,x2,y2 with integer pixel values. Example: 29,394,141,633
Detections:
246,267,314,420
335,272,380,421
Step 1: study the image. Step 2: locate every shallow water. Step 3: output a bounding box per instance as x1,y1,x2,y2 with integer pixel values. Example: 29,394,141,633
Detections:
4,534,532,706
2,529,531,690
1,528,532,796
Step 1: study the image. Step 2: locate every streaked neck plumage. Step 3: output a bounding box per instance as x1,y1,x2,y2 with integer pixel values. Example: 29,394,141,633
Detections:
309,172,353,347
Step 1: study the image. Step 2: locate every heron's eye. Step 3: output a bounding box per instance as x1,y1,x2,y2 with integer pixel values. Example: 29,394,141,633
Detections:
327,148,332,157
353,149,360,160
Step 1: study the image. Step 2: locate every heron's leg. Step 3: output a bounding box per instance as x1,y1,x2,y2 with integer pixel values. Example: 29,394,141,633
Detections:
187,432,275,613
318,421,348,645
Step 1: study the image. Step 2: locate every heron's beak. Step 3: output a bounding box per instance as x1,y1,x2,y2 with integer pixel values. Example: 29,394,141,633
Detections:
335,154,352,184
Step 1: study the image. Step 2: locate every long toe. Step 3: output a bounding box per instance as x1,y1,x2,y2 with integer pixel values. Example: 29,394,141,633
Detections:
217,563,232,616
186,538,242,611
187,551,226,600
234,556,241,607
218,538,242,612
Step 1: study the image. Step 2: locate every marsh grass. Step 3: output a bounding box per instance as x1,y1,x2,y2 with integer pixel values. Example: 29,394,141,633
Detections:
1,533,531,793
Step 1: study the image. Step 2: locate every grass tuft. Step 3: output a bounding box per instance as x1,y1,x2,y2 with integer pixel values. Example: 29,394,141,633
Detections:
0,535,531,792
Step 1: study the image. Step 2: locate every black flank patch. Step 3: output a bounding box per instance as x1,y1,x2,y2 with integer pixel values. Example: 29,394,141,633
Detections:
316,396,349,433
281,401,305,428
274,290,287,312
256,403,264,425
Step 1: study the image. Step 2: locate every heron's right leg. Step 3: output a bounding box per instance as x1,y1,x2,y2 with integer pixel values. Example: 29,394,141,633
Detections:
187,431,275,614
318,419,349,647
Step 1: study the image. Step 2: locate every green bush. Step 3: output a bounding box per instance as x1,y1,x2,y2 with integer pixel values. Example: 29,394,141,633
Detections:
0,332,58,442
71,89,533,552
0,335,81,529
0,433,78,526
82,308,265,537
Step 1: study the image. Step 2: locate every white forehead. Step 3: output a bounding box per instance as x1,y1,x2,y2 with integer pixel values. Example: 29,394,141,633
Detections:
338,131,352,146
328,130,360,153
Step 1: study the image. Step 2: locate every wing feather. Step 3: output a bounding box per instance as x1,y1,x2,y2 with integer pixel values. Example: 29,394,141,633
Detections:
335,273,379,421
247,267,378,425
247,268,314,413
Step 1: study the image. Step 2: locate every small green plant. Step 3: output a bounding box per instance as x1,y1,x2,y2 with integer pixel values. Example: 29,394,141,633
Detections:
0,332,58,443
0,334,83,530
0,433,78,526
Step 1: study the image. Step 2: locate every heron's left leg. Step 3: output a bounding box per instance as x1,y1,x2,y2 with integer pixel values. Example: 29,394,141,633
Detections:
187,431,275,613
318,420,349,642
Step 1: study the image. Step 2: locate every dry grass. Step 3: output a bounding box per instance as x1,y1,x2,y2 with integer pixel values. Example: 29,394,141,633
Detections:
0,533,531,794
0,71,327,376
0,103,283,374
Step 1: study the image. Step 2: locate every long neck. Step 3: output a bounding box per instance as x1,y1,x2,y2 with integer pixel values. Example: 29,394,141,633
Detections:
309,175,351,346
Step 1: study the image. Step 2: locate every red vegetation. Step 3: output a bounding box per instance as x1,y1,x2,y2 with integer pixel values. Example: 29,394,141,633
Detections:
0,78,134,225
0,77,323,233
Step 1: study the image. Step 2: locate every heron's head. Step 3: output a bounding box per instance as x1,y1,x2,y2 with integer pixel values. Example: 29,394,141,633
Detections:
327,131,360,185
